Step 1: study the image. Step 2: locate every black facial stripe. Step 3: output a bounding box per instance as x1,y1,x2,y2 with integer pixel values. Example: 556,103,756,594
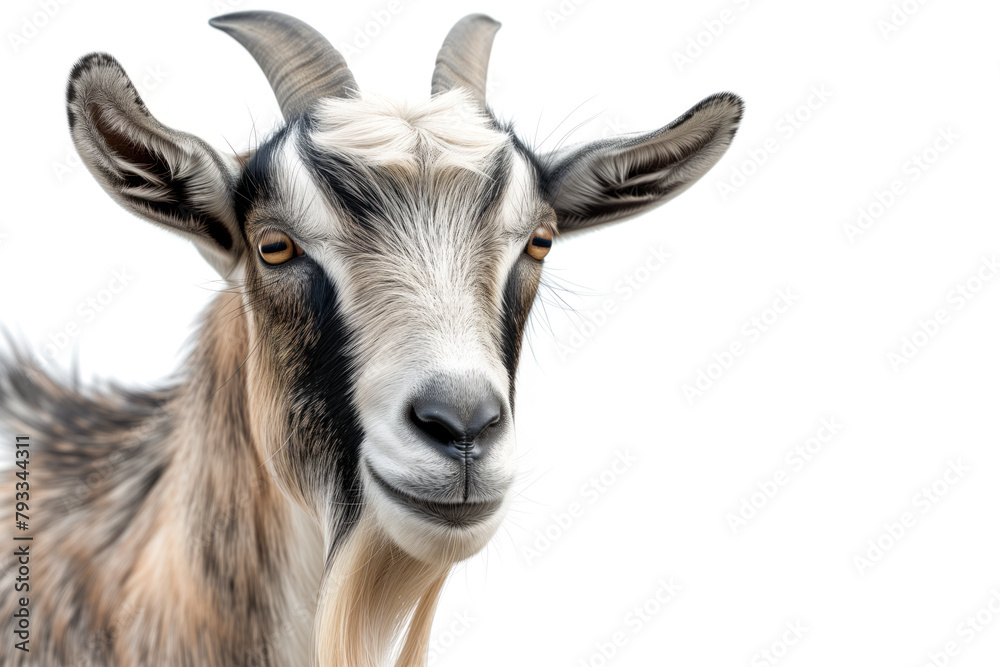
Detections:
295,113,409,233
298,132,514,238
300,146,397,232
233,123,295,232
497,257,542,408
475,148,512,224
238,118,368,552
281,262,366,556
507,128,548,199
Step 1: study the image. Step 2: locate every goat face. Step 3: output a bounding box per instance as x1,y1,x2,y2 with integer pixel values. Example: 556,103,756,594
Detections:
234,93,539,561
65,12,742,564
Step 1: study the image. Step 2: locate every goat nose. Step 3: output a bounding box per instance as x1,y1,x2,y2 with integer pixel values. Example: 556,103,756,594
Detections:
408,383,503,461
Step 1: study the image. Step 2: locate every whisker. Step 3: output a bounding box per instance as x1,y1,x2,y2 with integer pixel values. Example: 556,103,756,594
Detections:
534,94,598,151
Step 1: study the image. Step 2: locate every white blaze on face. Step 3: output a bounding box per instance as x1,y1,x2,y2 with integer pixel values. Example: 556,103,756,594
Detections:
271,91,542,561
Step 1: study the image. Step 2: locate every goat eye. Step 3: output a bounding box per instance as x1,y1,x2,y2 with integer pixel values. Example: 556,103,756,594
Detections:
258,230,302,265
525,228,552,260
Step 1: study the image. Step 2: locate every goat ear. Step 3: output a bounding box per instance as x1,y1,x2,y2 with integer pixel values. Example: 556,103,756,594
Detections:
537,92,743,233
66,53,243,275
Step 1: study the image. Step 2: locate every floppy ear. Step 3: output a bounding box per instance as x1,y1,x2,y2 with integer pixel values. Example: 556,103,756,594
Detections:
537,92,743,232
66,53,243,275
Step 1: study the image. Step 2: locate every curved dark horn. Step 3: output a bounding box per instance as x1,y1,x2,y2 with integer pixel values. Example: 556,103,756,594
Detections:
431,14,500,105
209,11,357,119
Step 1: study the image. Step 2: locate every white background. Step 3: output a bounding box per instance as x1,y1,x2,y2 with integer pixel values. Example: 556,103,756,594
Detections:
2,0,999,665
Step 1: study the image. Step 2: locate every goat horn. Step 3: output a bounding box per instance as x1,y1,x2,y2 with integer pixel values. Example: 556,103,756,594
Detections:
431,14,500,105
210,11,358,119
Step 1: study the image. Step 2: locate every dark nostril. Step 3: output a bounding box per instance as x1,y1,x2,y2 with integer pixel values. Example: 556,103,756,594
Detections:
409,391,503,459
466,399,502,442
410,403,466,444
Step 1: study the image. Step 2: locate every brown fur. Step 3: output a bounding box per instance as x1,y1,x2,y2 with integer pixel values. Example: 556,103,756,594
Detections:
1,293,447,665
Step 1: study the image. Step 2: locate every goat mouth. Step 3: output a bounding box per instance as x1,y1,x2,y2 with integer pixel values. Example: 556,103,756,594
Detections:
367,463,502,528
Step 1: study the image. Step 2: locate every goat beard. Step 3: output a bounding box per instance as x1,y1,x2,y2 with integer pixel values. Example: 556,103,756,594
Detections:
315,511,451,667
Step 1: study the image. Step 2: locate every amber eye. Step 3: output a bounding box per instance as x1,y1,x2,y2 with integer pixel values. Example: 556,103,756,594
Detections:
525,227,552,260
258,230,302,265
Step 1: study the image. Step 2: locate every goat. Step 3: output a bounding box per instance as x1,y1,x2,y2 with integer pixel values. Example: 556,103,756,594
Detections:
0,10,742,666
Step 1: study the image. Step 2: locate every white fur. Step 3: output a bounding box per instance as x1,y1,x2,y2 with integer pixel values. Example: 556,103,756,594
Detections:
311,90,508,175
258,92,541,562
